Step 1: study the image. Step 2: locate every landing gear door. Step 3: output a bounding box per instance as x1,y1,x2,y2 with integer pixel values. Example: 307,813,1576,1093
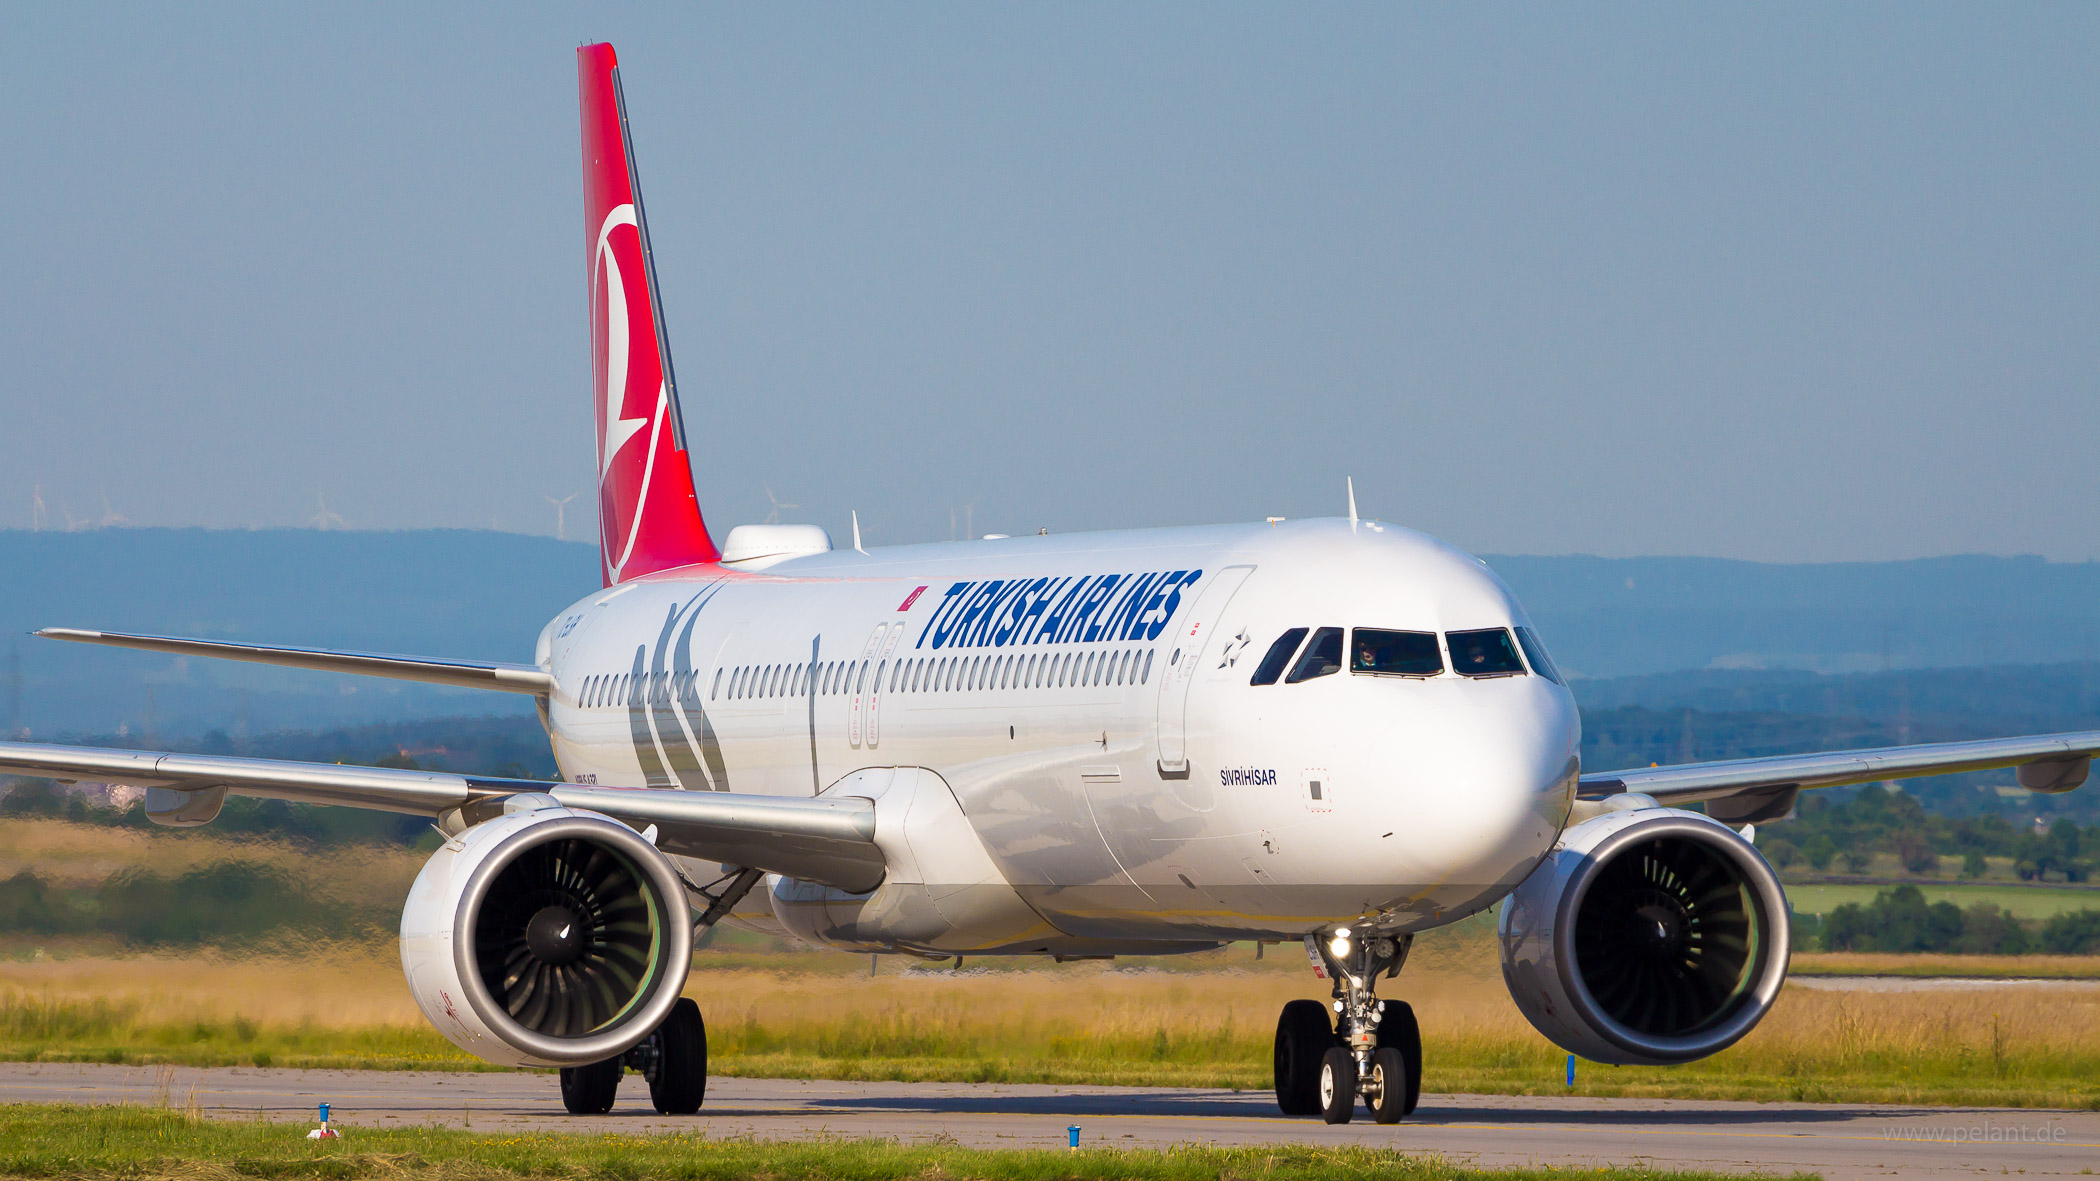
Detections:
1154,565,1255,777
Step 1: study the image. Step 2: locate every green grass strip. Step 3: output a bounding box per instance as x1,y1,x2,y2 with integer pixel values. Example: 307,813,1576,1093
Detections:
0,1104,1798,1181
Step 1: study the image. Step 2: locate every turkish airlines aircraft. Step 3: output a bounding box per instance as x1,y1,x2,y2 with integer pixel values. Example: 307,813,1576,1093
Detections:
6,43,2098,1124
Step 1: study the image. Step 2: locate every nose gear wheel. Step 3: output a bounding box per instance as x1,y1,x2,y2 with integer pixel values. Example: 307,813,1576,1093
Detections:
1273,931,1420,1123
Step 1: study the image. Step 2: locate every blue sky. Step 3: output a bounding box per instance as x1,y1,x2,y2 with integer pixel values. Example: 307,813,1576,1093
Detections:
1,4,2093,561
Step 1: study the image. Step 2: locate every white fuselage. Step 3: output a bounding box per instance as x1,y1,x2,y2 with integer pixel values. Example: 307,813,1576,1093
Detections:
532,518,1581,955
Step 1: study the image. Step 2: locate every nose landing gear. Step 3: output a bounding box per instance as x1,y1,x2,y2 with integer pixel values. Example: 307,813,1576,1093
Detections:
1272,929,1421,1124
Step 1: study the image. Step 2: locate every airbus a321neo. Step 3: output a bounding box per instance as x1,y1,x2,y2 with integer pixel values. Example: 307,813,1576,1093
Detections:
6,43,2095,1125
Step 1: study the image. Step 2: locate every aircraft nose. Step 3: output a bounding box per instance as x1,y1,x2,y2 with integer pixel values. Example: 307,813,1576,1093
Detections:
1381,685,1577,890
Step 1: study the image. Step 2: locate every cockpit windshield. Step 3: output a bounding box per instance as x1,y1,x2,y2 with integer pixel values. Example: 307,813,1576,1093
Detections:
1284,627,1344,683
1250,627,1308,686
1349,629,1444,677
1514,626,1564,684
1447,628,1525,677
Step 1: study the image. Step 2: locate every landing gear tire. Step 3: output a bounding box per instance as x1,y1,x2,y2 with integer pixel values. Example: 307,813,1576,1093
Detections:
559,1056,622,1114
1318,1045,1357,1124
1364,1047,1409,1124
647,997,708,1114
1274,999,1337,1116
1374,999,1422,1118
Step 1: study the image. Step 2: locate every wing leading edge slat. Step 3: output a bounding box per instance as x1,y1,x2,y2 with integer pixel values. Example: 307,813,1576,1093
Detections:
36,628,556,696
0,741,881,892
1579,730,2100,804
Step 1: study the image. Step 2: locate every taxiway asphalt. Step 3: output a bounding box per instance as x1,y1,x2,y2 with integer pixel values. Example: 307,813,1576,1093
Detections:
0,1062,2093,1179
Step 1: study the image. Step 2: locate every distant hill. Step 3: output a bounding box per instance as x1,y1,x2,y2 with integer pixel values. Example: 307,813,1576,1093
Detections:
1573,661,2100,824
0,528,594,737
4,529,2099,735
1484,553,2100,679
1575,661,2100,735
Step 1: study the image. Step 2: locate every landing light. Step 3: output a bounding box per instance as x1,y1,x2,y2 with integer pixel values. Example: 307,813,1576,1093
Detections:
1328,935,1352,960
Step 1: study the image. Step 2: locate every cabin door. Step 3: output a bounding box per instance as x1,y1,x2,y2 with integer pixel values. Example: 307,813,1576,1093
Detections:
1153,565,1255,776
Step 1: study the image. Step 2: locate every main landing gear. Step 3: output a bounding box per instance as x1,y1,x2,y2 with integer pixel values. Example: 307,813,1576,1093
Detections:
559,997,708,1114
1273,929,1421,1124
558,867,755,1116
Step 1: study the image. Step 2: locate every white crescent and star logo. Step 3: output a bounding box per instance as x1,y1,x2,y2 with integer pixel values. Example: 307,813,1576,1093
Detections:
593,203,670,581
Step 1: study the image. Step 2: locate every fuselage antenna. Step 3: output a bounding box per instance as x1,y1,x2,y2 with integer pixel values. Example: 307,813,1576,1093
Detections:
852,510,866,554
1347,477,1358,531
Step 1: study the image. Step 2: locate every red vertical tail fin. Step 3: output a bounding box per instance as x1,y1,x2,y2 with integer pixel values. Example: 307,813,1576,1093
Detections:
579,43,718,585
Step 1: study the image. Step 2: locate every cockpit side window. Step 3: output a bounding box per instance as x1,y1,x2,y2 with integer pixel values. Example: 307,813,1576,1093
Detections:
1249,627,1309,686
1284,627,1345,683
1350,628,1443,677
1514,626,1564,684
1448,628,1526,677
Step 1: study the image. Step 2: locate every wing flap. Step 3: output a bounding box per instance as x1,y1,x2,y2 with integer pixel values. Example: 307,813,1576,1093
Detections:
37,629,555,696
1579,730,2100,805
0,741,880,891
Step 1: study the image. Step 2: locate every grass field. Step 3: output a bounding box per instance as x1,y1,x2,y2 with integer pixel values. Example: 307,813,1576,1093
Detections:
0,1105,1773,1181
5,817,2100,1110
1786,881,2100,919
4,946,2100,1109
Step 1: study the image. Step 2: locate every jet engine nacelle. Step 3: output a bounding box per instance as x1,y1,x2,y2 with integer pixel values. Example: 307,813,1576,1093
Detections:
399,795,693,1068
1498,806,1790,1066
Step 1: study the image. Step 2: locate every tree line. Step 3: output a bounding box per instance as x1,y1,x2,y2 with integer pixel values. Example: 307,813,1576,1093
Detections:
1795,885,2100,955
0,860,394,945
1759,784,2094,881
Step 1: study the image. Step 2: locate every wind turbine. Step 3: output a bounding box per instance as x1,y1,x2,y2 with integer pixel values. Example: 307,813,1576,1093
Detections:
544,492,581,541
310,493,347,531
31,484,45,532
762,485,798,526
98,494,130,528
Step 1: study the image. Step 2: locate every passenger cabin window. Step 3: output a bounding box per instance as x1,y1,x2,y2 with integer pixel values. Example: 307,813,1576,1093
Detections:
1448,628,1526,678
1351,629,1443,677
1250,628,1309,686
1515,626,1564,685
1285,627,1344,683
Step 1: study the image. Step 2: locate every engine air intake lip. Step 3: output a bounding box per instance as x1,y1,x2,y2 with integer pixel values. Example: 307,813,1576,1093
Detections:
1499,807,1791,1067
449,813,690,1065
1557,813,1789,1063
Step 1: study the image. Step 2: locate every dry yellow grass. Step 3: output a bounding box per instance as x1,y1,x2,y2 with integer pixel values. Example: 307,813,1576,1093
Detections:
4,946,2095,1106
688,955,2100,1106
0,947,424,1028
1792,951,2100,978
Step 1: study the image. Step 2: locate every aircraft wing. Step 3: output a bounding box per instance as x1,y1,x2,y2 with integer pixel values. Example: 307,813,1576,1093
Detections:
36,628,556,696
0,741,882,892
1578,730,2100,823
